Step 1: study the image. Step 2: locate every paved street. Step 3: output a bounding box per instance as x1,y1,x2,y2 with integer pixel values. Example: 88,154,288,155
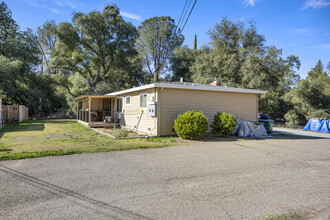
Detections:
1,130,329,219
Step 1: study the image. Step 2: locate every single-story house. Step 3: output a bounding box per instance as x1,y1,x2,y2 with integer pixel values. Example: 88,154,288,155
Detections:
75,81,266,136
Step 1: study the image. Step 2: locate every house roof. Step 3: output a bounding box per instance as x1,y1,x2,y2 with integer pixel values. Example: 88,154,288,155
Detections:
106,82,266,96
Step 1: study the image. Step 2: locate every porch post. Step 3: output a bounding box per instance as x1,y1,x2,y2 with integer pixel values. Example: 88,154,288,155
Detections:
76,100,79,121
88,96,91,123
113,97,117,119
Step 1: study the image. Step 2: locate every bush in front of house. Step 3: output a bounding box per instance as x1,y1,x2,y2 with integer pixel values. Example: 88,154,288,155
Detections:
210,112,237,137
174,110,208,140
113,128,129,137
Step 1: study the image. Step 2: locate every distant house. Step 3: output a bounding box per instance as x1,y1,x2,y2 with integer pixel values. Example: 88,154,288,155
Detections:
75,81,266,136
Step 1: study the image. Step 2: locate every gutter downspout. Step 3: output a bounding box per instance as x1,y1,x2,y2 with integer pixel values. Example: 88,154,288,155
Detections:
154,87,159,136
256,94,259,123
157,87,163,136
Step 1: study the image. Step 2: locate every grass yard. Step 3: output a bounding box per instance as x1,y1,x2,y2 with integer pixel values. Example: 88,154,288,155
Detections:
0,119,182,160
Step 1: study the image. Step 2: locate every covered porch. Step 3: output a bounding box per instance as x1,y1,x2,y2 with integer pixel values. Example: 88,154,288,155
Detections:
75,95,120,128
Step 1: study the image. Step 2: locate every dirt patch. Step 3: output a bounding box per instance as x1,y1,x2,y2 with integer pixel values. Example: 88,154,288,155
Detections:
97,128,149,138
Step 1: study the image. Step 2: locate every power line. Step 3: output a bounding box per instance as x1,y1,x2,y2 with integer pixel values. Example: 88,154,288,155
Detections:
179,0,192,33
178,0,192,31
177,0,189,32
179,0,197,35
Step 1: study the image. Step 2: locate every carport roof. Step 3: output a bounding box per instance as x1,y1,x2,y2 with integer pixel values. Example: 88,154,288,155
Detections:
75,95,116,101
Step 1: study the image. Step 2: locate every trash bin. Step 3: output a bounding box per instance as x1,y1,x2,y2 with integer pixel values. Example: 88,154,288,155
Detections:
261,120,274,134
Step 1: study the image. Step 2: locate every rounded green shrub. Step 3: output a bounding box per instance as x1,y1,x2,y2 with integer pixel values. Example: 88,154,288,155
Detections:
113,128,129,137
210,112,237,136
174,110,208,140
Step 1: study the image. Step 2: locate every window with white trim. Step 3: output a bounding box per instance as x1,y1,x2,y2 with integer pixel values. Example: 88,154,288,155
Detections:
126,96,131,105
140,93,147,108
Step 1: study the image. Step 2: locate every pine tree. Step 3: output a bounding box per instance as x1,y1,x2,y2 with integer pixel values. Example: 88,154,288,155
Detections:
194,34,197,50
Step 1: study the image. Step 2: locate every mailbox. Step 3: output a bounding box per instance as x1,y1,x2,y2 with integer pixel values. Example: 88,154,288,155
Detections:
148,101,157,117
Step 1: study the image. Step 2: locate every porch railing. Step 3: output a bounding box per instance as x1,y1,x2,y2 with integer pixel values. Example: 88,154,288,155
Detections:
78,110,114,123
78,110,89,123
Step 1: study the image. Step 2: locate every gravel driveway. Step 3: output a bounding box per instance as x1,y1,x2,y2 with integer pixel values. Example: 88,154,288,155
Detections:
1,130,329,219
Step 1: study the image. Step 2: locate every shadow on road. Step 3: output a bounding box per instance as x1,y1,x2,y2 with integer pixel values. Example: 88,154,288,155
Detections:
0,164,151,220
198,132,329,143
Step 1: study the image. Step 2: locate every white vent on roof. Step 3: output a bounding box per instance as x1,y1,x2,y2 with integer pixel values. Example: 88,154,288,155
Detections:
210,80,221,86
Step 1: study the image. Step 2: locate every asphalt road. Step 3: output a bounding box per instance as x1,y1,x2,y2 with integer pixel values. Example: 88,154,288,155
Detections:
1,130,329,220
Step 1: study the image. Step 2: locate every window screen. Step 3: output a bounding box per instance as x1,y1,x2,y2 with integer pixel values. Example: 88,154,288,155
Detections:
140,94,147,108
126,96,130,105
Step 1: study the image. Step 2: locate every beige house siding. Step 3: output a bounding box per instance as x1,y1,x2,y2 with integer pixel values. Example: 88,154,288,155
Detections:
121,88,158,136
158,88,258,136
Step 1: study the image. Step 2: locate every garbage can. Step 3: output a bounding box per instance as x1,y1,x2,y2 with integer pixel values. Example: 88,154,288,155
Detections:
261,120,274,134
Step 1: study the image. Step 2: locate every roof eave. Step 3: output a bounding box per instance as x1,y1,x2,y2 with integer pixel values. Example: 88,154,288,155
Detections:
105,83,267,96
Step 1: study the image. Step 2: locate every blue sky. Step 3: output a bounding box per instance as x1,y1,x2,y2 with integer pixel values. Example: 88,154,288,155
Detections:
4,0,330,78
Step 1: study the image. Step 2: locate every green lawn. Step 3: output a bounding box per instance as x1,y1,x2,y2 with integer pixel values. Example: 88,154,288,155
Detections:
0,119,182,160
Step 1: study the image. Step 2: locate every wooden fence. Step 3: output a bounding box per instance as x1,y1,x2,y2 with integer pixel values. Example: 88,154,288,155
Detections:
1,105,28,124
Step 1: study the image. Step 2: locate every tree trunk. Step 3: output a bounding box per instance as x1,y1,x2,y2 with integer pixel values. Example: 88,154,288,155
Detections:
154,72,158,82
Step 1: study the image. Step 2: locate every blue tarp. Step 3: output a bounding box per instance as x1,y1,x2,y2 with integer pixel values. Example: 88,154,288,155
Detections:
303,119,330,133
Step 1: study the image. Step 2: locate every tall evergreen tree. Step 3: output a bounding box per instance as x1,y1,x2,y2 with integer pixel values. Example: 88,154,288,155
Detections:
194,34,197,51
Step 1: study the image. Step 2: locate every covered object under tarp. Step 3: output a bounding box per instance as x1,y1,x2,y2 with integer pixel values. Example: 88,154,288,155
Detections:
234,120,268,138
303,119,330,133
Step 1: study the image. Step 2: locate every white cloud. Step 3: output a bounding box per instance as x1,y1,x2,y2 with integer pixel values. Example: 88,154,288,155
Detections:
120,11,141,21
64,1,76,9
24,0,40,7
51,8,59,14
54,0,63,7
301,0,330,10
321,44,330,49
242,0,256,6
290,28,315,35
53,0,76,9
